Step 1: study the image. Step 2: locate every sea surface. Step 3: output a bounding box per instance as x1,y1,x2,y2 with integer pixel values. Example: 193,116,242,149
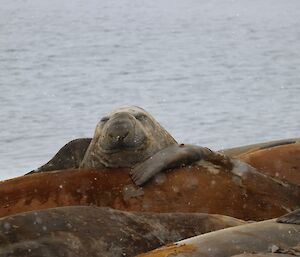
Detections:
0,0,300,180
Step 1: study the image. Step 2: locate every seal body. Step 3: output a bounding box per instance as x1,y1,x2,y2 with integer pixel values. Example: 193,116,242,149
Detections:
237,143,300,186
136,209,300,257
5,161,300,220
0,206,245,257
27,138,92,174
219,138,300,157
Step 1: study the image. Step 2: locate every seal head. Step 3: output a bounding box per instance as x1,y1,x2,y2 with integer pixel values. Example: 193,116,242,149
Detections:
80,106,177,168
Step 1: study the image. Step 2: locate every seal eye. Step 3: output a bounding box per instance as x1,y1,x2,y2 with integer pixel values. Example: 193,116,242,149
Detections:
135,114,146,121
100,117,109,122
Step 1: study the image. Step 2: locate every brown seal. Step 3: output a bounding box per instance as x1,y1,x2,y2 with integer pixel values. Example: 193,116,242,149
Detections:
2,156,300,220
219,138,300,157
236,142,300,186
0,206,245,257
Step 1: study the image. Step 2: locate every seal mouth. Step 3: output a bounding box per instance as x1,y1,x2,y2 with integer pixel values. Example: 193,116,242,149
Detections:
99,126,147,153
99,135,147,153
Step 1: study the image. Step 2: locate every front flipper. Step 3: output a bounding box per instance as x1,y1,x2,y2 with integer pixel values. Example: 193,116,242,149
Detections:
26,138,92,175
277,208,300,225
130,144,215,186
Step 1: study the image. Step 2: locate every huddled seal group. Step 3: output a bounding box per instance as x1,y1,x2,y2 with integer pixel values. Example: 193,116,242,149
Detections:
1,106,299,257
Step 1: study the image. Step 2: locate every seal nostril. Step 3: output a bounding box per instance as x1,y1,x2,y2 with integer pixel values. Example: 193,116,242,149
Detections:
108,131,129,142
116,131,129,141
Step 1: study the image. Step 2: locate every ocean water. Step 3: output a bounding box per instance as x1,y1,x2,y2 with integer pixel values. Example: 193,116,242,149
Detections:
0,0,299,180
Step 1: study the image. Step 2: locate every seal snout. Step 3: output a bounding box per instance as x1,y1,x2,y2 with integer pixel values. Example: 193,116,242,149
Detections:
108,122,131,143
101,112,145,150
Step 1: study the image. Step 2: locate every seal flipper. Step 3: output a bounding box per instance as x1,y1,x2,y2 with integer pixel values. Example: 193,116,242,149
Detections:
277,208,300,225
130,144,214,186
26,138,92,175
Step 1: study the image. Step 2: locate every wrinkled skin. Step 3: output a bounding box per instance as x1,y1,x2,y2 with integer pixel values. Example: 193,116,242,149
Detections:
0,206,245,257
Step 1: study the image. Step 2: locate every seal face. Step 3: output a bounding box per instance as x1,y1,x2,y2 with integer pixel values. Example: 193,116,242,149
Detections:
79,106,177,168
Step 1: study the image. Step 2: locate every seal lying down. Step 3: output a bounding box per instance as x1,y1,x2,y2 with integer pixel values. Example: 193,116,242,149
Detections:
0,206,245,257
4,160,300,220
136,209,300,257
26,106,218,185
219,138,300,186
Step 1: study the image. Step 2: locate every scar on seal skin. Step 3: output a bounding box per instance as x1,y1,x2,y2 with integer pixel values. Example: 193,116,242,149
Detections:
27,106,220,186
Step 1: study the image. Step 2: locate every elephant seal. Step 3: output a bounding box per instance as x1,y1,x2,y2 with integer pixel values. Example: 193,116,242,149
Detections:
219,138,300,157
136,209,300,257
27,106,217,186
28,106,177,174
0,206,245,257
5,162,300,220
236,143,300,186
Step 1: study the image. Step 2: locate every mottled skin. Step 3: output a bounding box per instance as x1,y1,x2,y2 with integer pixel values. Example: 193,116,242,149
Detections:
5,164,300,221
137,209,300,257
28,106,218,185
0,206,245,257
236,143,300,186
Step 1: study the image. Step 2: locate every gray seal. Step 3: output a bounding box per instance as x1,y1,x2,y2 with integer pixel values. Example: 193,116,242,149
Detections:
0,206,245,257
28,106,216,186
137,209,300,257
